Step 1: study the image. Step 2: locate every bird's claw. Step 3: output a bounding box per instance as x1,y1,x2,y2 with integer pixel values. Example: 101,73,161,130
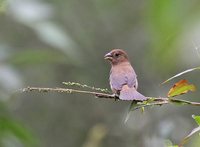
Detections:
112,94,119,101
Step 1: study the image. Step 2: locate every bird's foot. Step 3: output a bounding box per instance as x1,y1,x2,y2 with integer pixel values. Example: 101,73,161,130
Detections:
113,94,119,101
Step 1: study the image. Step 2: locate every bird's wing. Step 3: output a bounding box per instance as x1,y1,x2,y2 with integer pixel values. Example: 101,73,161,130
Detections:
109,70,127,90
109,64,137,91
126,69,138,89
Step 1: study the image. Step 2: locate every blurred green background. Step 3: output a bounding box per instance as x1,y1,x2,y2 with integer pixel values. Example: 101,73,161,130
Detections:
0,0,200,147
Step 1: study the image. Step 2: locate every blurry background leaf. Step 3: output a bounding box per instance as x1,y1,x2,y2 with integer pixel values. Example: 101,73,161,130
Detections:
0,0,6,13
147,0,200,74
0,117,38,147
8,49,68,66
162,67,200,84
8,0,82,64
180,125,200,147
165,140,178,147
0,101,38,147
179,115,200,146
192,115,200,126
82,123,107,147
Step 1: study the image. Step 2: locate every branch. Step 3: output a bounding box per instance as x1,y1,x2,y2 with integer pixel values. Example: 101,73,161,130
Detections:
20,87,200,109
21,86,115,99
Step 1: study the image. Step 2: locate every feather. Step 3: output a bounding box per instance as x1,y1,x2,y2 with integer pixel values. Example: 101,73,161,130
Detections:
119,85,147,101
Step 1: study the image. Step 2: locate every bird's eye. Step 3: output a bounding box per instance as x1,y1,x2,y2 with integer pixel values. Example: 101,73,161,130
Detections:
115,53,120,57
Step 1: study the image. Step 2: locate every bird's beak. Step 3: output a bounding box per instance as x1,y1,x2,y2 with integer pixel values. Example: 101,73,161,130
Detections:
104,52,113,60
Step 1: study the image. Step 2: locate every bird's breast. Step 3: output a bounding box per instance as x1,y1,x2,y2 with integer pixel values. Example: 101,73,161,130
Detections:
109,62,137,92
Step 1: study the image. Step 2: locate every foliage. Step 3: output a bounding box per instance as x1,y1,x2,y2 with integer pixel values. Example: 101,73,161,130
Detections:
8,49,69,66
162,67,200,84
167,79,196,98
0,102,38,147
148,0,200,73
179,115,200,146
0,0,6,13
127,66,200,146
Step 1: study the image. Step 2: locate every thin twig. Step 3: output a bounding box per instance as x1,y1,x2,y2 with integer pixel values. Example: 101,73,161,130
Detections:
20,87,200,109
21,86,115,99
132,101,169,111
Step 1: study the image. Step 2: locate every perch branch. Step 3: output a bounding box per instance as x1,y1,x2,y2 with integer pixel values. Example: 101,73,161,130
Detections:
20,87,200,109
21,87,115,98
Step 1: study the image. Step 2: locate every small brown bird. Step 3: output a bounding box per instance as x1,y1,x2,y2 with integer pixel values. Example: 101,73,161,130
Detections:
104,49,147,101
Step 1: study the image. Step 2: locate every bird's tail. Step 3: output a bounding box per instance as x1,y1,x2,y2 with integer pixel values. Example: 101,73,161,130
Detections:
119,85,147,101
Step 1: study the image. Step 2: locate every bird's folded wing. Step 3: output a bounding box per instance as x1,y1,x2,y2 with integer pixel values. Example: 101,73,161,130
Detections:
109,67,137,90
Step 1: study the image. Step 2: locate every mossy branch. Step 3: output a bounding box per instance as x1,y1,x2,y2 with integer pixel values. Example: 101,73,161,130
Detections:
20,83,200,147
21,86,114,99
20,86,200,109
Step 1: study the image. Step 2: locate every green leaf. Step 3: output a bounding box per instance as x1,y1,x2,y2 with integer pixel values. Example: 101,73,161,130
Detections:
192,115,200,126
0,117,39,146
162,67,200,84
165,139,178,147
124,100,149,123
124,101,138,123
167,79,196,97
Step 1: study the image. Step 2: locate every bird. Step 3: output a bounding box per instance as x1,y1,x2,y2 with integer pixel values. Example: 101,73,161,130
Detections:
104,49,147,101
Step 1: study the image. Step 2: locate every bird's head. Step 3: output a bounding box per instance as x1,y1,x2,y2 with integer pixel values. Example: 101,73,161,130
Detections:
104,49,129,65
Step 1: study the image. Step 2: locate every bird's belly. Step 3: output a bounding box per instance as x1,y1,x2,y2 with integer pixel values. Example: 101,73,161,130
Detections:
109,67,137,92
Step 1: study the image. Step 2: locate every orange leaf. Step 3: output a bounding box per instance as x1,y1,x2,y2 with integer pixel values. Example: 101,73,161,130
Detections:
167,79,196,98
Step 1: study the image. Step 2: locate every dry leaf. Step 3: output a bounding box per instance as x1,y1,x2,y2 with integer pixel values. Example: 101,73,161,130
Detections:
167,79,196,97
